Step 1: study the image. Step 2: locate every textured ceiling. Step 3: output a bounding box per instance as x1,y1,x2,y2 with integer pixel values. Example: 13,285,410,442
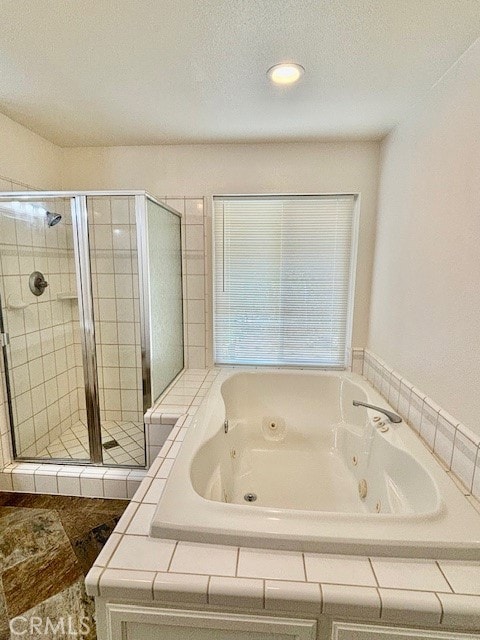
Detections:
0,0,479,146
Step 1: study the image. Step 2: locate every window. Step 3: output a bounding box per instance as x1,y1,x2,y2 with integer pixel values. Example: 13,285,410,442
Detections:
213,195,358,367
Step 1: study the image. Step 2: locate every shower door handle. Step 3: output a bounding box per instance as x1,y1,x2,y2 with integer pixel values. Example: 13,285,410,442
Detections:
0,333,9,347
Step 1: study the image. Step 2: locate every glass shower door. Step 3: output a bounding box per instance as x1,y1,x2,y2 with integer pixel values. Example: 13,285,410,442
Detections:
86,195,145,466
0,197,90,461
145,198,184,402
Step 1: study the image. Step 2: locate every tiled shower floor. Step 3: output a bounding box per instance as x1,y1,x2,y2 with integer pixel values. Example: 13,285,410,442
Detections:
36,419,145,466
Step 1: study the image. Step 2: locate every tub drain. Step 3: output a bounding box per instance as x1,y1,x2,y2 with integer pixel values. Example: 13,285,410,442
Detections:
244,493,257,502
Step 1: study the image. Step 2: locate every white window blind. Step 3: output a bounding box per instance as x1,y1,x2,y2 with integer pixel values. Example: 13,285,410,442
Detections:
213,195,356,367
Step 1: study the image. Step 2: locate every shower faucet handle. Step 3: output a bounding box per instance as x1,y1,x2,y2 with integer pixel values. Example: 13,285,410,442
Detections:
37,276,48,289
29,271,49,296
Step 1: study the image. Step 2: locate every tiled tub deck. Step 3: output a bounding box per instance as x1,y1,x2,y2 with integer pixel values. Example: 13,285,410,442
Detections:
86,366,480,634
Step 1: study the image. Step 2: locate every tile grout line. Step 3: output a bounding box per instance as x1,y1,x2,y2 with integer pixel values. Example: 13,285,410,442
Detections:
151,570,156,601
376,586,383,619
206,575,211,605
367,558,380,587
167,541,179,573
235,547,240,577
369,557,380,587
96,566,108,598
302,553,308,581
435,561,454,593
471,446,479,494
435,591,444,625
318,582,323,615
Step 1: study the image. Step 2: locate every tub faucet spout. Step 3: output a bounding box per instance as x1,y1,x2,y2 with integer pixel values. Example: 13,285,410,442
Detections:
352,400,402,423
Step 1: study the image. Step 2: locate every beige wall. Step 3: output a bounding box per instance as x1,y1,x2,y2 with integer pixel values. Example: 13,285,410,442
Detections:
0,114,63,466
62,141,381,346
0,112,61,190
368,40,480,435
0,114,382,465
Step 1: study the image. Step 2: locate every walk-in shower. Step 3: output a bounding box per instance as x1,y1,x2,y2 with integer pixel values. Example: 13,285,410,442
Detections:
0,191,184,467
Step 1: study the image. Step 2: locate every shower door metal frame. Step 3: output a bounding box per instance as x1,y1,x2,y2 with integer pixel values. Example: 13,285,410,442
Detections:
0,190,170,466
0,293,18,460
135,195,151,414
72,195,103,464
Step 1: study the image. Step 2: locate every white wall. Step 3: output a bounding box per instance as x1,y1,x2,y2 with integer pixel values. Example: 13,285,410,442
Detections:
0,111,62,190
62,141,380,346
0,112,63,467
368,40,480,435
0,116,382,462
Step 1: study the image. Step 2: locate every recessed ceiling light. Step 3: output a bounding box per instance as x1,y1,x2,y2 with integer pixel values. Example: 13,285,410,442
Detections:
267,62,305,85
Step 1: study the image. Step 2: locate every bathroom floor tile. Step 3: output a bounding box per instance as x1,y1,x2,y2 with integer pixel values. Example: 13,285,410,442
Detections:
0,492,126,637
2,540,83,617
20,579,96,640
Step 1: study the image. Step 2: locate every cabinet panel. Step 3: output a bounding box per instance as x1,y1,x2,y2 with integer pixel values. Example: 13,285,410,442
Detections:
332,622,480,640
125,622,293,640
105,604,316,640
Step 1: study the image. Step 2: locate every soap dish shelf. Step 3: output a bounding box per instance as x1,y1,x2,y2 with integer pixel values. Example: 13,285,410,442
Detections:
57,292,78,301
7,295,29,310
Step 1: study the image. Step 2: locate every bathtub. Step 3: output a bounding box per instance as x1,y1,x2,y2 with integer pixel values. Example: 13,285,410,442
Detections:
150,369,480,558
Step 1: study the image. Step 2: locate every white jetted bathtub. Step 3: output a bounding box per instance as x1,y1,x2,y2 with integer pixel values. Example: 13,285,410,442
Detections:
151,369,480,558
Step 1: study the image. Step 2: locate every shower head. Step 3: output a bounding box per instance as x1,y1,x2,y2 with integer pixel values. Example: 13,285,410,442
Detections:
46,211,62,227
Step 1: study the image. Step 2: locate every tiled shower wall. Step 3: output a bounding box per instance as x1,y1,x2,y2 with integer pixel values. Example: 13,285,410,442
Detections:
88,196,143,423
0,189,147,465
352,347,480,504
0,176,61,466
0,175,30,468
162,197,212,369
0,196,85,458
0,186,208,470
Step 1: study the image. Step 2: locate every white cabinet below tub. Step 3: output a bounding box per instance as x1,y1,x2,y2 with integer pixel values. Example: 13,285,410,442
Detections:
101,604,317,640
331,622,480,640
